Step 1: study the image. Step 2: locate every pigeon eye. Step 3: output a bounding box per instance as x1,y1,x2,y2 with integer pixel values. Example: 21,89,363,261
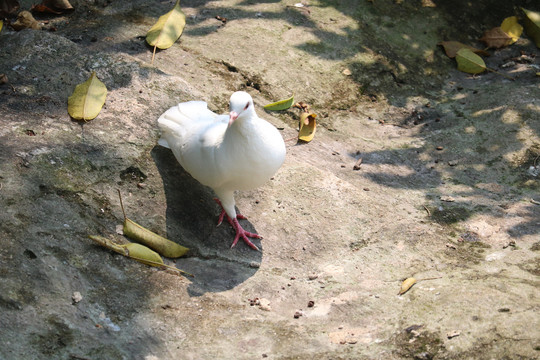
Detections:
244,102,249,110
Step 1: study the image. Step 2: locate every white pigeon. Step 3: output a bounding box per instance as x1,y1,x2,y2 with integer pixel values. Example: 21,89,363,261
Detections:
157,91,286,250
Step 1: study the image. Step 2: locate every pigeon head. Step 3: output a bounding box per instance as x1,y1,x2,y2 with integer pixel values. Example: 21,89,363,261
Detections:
228,91,254,126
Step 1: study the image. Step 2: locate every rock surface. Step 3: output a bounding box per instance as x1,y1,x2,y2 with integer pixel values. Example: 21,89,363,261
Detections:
0,0,539,359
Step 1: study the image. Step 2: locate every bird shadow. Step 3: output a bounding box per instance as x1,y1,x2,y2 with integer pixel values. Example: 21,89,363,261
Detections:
151,146,262,297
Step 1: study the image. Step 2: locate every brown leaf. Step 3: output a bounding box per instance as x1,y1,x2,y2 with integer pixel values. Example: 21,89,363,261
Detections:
43,0,73,11
438,41,490,58
30,4,62,14
480,27,512,49
11,11,41,31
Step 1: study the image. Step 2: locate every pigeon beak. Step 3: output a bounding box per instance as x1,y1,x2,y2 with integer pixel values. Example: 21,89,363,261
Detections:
228,111,239,127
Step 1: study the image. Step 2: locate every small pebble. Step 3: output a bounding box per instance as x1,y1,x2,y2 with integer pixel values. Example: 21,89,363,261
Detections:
72,291,83,304
293,311,303,319
308,274,318,280
307,300,315,307
436,146,443,151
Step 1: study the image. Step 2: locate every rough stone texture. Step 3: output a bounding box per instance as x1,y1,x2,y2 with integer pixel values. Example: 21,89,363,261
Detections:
0,0,539,359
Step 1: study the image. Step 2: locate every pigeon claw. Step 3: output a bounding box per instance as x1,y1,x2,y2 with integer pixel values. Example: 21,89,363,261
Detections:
214,198,261,250
230,217,262,251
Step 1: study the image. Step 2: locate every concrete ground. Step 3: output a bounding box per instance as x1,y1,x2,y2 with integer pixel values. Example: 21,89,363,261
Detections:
0,0,539,359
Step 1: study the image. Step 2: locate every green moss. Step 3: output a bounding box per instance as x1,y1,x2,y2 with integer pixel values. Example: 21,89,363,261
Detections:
431,205,472,224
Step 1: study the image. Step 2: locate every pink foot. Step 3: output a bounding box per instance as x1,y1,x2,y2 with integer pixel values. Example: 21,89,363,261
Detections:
228,217,262,251
213,198,261,251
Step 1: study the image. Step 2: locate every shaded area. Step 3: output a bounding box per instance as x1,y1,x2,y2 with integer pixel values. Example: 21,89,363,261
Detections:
152,145,262,297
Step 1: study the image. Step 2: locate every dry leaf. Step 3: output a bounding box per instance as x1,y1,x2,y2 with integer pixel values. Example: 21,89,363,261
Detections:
118,190,189,258
67,72,107,121
500,16,523,44
146,0,186,50
438,41,489,58
522,8,540,48
44,0,73,11
11,11,42,31
0,20,3,33
398,277,416,295
30,4,62,14
298,112,316,142
89,235,192,277
480,27,512,49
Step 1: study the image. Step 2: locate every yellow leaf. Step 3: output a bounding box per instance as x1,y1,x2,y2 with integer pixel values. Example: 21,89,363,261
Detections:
0,20,3,33
298,112,316,142
501,16,523,44
67,72,107,121
263,94,295,111
455,48,486,75
398,277,416,295
522,8,540,48
146,0,186,50
118,190,189,258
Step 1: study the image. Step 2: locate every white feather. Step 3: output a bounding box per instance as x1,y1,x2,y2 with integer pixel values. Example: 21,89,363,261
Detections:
158,92,286,220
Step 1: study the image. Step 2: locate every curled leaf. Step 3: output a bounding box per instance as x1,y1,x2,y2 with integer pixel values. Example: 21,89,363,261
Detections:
264,94,295,111
455,48,486,74
522,8,540,48
298,112,316,142
89,235,193,277
480,27,512,49
11,11,42,31
438,41,489,58
500,16,523,44
118,190,189,258
146,0,186,50
67,72,107,121
398,277,416,295
123,218,189,258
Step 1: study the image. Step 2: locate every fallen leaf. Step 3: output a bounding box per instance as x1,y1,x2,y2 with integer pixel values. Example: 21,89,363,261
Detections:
146,0,186,50
30,4,62,14
117,190,189,258
398,277,416,295
0,20,3,33
455,48,514,80
67,72,107,121
480,27,513,49
522,8,540,48
43,0,73,11
0,74,7,84
263,94,295,111
438,41,489,58
500,16,523,44
455,48,486,74
11,10,42,31
298,112,316,142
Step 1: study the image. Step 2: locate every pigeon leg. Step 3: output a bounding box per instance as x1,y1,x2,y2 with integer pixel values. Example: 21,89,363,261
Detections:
214,198,247,226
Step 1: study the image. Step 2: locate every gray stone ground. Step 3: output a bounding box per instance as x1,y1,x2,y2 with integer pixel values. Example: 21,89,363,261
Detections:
0,0,539,359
